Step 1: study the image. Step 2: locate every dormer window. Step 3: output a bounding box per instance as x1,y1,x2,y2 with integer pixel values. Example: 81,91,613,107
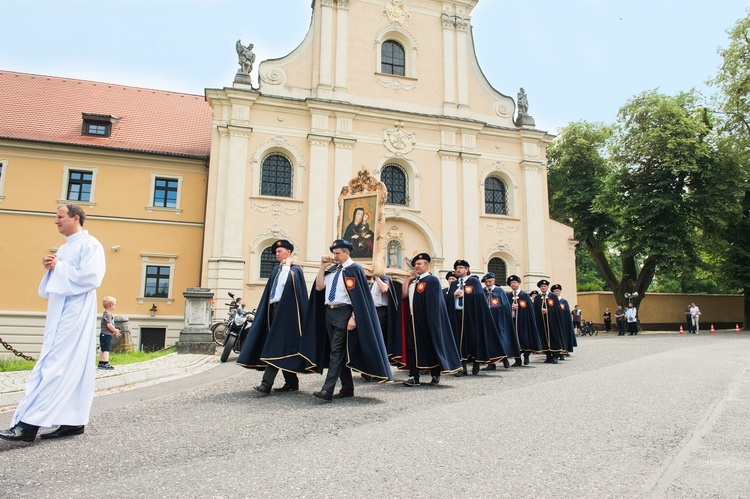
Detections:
81,113,119,138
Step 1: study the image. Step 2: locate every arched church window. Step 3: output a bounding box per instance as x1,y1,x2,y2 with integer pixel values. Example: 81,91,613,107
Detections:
382,164,408,205
488,257,508,284
485,176,508,215
259,246,277,279
381,40,405,76
260,153,292,198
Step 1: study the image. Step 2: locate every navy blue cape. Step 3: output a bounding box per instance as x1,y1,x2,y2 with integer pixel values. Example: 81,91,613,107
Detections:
486,286,521,358
236,264,309,373
505,290,543,353
558,297,578,352
444,275,506,363
533,293,567,353
299,263,393,382
407,273,462,373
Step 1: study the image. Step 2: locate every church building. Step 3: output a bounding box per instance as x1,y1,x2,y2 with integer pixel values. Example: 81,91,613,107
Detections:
203,0,576,305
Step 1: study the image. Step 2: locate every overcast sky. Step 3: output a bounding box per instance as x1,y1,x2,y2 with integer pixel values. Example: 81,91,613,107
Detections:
1,0,746,133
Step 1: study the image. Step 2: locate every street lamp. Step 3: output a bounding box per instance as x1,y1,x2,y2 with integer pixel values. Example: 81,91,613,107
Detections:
149,304,158,317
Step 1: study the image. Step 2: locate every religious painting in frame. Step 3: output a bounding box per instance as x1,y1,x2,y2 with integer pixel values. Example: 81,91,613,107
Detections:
337,169,387,272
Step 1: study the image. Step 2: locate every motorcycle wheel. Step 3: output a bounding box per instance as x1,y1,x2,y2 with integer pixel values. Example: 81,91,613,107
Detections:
220,334,236,363
211,323,228,345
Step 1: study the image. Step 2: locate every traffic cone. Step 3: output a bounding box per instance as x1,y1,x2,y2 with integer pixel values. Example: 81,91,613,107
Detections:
736,324,741,334
710,324,716,335
679,325,685,335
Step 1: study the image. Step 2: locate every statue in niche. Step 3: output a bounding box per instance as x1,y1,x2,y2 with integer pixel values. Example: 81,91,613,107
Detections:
387,239,402,268
517,87,529,116
236,39,256,75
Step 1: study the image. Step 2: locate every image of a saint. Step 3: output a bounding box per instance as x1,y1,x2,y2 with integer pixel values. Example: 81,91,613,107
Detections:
343,207,374,258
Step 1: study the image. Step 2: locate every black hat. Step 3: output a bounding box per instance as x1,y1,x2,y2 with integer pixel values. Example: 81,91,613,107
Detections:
551,283,562,292
411,253,431,267
529,290,539,297
482,272,495,282
507,275,521,286
453,259,470,270
537,279,550,288
330,239,354,252
272,239,294,252
445,271,456,281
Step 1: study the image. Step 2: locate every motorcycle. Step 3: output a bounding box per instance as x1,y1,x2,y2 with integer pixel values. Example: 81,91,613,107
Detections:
219,292,255,363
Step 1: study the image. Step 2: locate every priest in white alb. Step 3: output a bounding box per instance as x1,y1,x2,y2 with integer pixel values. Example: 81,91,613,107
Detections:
0,204,105,443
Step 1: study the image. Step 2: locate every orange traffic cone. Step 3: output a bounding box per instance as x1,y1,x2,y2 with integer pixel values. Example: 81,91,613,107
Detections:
736,324,741,334
679,325,685,335
710,324,716,335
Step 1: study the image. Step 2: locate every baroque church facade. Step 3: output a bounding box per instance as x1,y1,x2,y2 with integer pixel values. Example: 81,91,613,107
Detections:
203,0,576,305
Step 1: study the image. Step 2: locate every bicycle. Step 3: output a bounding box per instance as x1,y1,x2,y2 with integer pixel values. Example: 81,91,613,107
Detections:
579,321,599,336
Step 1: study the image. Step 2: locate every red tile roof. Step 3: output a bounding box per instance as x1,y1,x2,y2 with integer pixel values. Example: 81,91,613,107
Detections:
0,71,212,159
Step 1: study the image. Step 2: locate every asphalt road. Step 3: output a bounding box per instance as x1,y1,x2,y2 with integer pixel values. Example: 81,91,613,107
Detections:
1,333,749,498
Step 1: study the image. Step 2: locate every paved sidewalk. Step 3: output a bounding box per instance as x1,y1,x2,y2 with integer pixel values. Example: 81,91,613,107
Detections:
0,352,220,411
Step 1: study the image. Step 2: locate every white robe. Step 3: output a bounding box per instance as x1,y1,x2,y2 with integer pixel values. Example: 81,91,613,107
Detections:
12,230,105,427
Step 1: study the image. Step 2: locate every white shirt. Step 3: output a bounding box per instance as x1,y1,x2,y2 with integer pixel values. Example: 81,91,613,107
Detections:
324,258,353,305
454,277,465,310
690,306,700,318
408,271,430,312
625,307,637,322
269,264,291,304
370,279,389,307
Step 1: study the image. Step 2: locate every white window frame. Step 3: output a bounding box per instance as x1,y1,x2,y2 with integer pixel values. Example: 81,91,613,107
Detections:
0,159,7,202
147,173,183,214
138,253,177,304
59,164,98,207
374,27,418,80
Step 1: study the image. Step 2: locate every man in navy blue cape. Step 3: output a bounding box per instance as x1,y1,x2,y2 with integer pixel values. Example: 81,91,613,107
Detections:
443,259,506,376
236,239,309,394
302,239,392,402
481,272,516,370
506,274,542,366
552,283,577,359
533,279,567,364
401,253,461,387
370,275,402,365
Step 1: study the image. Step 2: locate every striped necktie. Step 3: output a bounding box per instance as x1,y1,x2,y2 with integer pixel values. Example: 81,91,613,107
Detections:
328,265,343,302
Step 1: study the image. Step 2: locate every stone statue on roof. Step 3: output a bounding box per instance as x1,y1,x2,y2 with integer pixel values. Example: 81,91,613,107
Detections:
517,87,529,117
236,39,256,75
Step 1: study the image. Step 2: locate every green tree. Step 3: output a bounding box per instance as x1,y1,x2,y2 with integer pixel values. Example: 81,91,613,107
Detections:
548,92,725,307
709,11,750,327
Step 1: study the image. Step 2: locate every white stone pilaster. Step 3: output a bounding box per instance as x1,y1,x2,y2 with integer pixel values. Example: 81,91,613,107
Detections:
522,160,547,288
319,0,334,87
456,21,469,108
306,134,332,258
440,150,459,265
461,153,480,267
442,19,455,107
334,2,349,90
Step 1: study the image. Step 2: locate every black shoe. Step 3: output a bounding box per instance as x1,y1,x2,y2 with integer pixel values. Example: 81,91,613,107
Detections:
558,354,565,361
550,356,558,364
360,373,372,382
513,358,522,367
430,375,441,385
313,389,333,402
403,376,420,386
502,358,510,369
454,371,464,377
333,390,354,399
253,384,271,395
0,423,38,443
483,363,497,371
472,363,481,375
523,353,530,365
274,383,299,392
39,425,85,440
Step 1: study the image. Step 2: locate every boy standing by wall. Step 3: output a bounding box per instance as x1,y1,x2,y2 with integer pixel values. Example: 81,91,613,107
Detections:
99,296,121,370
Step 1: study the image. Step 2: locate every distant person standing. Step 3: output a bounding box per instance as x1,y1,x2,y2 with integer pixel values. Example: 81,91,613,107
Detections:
615,305,626,336
603,308,612,333
625,303,638,335
98,296,121,370
684,304,694,333
689,302,701,334
572,305,583,334
0,205,105,443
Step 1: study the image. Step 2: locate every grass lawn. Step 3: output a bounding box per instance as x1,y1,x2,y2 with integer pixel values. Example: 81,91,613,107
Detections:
0,347,176,372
